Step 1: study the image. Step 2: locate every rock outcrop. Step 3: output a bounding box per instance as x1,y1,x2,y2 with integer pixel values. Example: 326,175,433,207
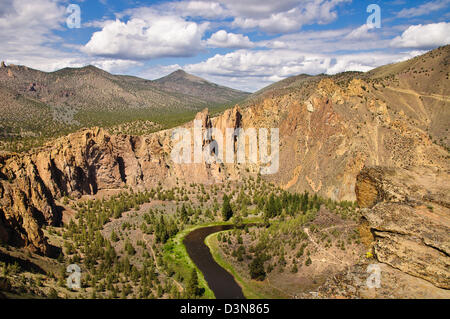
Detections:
356,166,450,289
0,108,248,254
1,46,449,259
0,128,174,254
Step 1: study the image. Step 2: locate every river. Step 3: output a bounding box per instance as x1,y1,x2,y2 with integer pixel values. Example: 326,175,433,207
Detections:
183,225,245,299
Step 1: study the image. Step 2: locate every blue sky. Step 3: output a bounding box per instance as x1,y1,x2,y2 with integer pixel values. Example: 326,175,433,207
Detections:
1,0,449,91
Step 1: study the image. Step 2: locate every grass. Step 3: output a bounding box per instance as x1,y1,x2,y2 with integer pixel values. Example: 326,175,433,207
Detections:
163,221,233,299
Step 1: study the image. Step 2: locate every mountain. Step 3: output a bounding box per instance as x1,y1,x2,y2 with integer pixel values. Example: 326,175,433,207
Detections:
0,64,249,152
0,46,448,299
153,69,248,104
238,45,449,200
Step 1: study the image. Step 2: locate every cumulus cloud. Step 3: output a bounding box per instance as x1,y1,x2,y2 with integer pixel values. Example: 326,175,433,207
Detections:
345,24,377,40
0,0,65,48
390,22,450,48
181,49,424,92
156,0,351,33
82,14,208,60
260,26,393,53
218,0,300,18
230,0,351,33
158,1,229,19
91,59,144,73
396,0,450,18
325,51,424,74
206,30,254,48
0,0,86,71
137,64,183,80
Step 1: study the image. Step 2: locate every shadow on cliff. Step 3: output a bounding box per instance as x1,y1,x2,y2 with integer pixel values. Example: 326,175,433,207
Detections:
0,251,47,274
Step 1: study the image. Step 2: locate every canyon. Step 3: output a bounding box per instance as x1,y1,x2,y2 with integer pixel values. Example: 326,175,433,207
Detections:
0,46,449,297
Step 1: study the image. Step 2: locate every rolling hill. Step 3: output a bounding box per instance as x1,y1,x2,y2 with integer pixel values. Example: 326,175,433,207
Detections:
0,64,249,152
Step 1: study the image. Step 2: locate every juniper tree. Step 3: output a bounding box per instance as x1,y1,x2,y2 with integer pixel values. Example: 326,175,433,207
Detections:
222,194,233,221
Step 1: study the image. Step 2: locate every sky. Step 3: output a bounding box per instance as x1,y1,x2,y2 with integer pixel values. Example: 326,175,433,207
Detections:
1,0,449,92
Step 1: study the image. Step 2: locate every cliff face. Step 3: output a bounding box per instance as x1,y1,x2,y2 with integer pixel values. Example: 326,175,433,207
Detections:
237,75,448,201
0,128,169,253
239,46,450,200
0,109,244,254
0,47,449,256
356,166,450,289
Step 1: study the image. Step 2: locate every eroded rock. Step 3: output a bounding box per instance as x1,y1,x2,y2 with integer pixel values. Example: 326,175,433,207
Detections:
356,166,450,289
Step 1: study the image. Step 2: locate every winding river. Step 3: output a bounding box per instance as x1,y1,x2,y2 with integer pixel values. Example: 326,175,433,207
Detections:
183,225,245,299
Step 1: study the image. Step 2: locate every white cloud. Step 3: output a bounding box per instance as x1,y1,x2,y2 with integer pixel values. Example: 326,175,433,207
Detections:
0,0,65,49
137,64,183,80
396,0,450,18
181,48,425,92
218,0,300,18
160,1,229,19
0,0,85,71
83,14,209,60
260,26,393,53
230,0,351,33
91,59,144,73
325,51,424,74
153,0,351,33
206,30,254,48
345,24,377,40
390,22,450,48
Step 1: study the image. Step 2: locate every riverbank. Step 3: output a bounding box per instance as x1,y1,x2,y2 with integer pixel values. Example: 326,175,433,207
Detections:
205,232,269,299
205,231,293,299
163,218,262,299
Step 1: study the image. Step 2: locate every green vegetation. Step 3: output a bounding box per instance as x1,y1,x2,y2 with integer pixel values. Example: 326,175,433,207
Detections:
221,194,233,221
248,255,267,281
1,174,360,299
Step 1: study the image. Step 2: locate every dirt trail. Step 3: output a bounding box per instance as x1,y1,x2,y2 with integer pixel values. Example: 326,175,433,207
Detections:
266,277,295,298
143,235,184,292
321,223,358,232
385,87,450,102
304,227,351,267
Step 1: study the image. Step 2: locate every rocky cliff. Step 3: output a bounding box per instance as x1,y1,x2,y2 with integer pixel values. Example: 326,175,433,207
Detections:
0,47,449,256
0,108,244,254
356,166,449,289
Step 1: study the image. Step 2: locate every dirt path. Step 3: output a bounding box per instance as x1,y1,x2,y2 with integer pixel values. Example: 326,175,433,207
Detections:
320,223,358,232
304,227,351,267
142,235,184,292
385,87,450,102
266,277,295,298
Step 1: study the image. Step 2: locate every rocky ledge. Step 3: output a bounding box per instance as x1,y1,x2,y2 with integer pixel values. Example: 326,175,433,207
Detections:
356,166,450,289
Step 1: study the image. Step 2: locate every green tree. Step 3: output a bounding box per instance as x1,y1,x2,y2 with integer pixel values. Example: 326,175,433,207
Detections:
249,255,266,281
264,193,277,219
110,230,119,242
125,240,136,256
180,203,188,223
222,194,233,221
185,269,202,298
305,257,312,266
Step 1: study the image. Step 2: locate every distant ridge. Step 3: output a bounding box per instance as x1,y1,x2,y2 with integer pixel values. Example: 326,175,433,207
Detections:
0,63,250,151
153,69,249,103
